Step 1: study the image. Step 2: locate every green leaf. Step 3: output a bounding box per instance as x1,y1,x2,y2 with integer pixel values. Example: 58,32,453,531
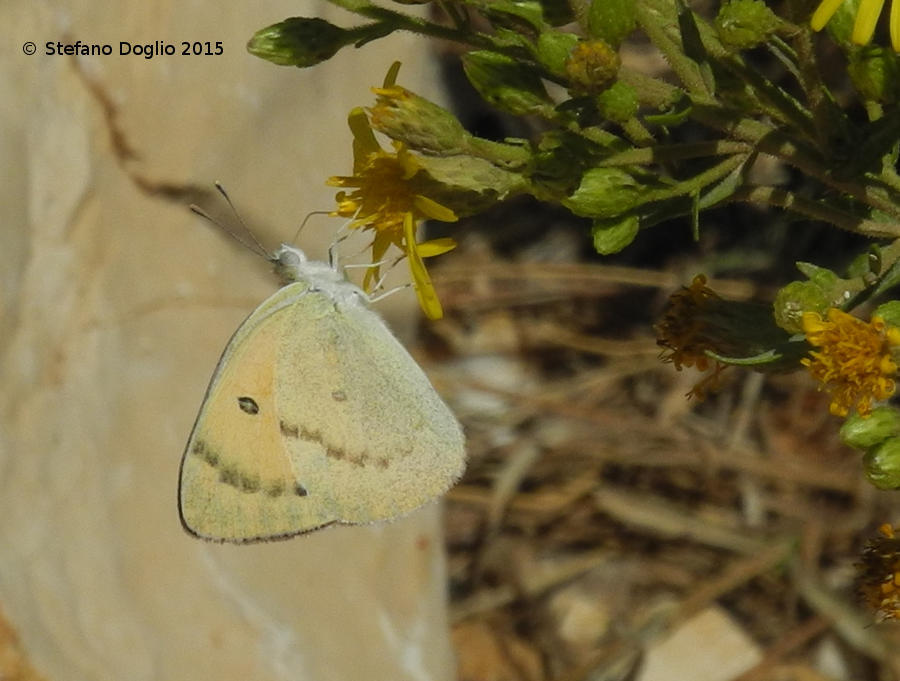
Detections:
563,167,645,218
704,348,782,366
875,300,900,328
323,0,377,11
535,30,579,76
696,155,746,208
868,259,900,301
466,0,546,31
592,215,639,254
704,337,809,371
674,0,715,94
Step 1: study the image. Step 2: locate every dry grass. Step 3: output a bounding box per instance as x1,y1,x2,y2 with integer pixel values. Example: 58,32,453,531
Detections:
431,248,900,681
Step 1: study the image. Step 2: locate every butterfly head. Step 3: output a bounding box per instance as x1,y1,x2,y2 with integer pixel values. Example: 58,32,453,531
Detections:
270,244,308,279
270,244,359,301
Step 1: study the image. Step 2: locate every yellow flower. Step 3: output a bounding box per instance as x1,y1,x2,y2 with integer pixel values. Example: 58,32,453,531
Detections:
655,275,730,400
811,0,900,51
857,523,900,621
801,308,900,416
327,106,458,320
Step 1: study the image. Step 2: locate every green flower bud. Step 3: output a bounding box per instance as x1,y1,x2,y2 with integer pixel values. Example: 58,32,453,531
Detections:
841,407,900,450
773,263,864,334
565,40,620,94
773,281,828,334
715,0,781,50
563,167,644,218
247,17,377,67
848,47,900,103
370,86,470,154
588,0,636,46
369,86,531,168
596,81,638,123
864,437,900,489
462,51,555,117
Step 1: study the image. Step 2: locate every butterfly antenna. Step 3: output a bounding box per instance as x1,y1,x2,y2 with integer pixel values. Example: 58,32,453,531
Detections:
212,182,269,257
188,204,263,256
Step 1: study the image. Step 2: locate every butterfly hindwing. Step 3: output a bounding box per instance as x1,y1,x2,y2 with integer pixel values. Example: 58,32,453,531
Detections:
179,281,466,542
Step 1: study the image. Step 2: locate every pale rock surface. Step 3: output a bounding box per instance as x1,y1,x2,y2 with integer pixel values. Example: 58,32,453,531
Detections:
636,606,762,681
2,1,457,680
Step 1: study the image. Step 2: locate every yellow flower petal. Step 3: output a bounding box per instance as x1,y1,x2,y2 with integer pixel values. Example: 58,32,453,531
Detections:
347,107,380,173
417,238,457,258
403,213,443,320
853,0,887,44
413,195,458,222
811,0,846,30
382,61,402,88
892,0,900,50
802,308,899,416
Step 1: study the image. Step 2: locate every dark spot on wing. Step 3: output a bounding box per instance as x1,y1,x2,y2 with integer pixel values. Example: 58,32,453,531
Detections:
278,419,379,468
192,439,218,466
190,438,303,499
280,420,299,438
237,396,259,415
265,480,286,497
331,390,347,402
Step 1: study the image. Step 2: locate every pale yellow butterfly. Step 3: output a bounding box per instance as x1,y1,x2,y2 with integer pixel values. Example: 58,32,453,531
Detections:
179,242,466,543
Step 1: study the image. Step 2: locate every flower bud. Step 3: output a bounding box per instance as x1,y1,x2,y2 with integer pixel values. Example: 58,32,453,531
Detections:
596,81,638,123
864,437,900,489
369,86,531,168
248,18,357,67
370,86,470,154
587,0,636,46
773,263,863,334
565,40,620,94
715,0,781,50
462,51,555,117
841,407,900,450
